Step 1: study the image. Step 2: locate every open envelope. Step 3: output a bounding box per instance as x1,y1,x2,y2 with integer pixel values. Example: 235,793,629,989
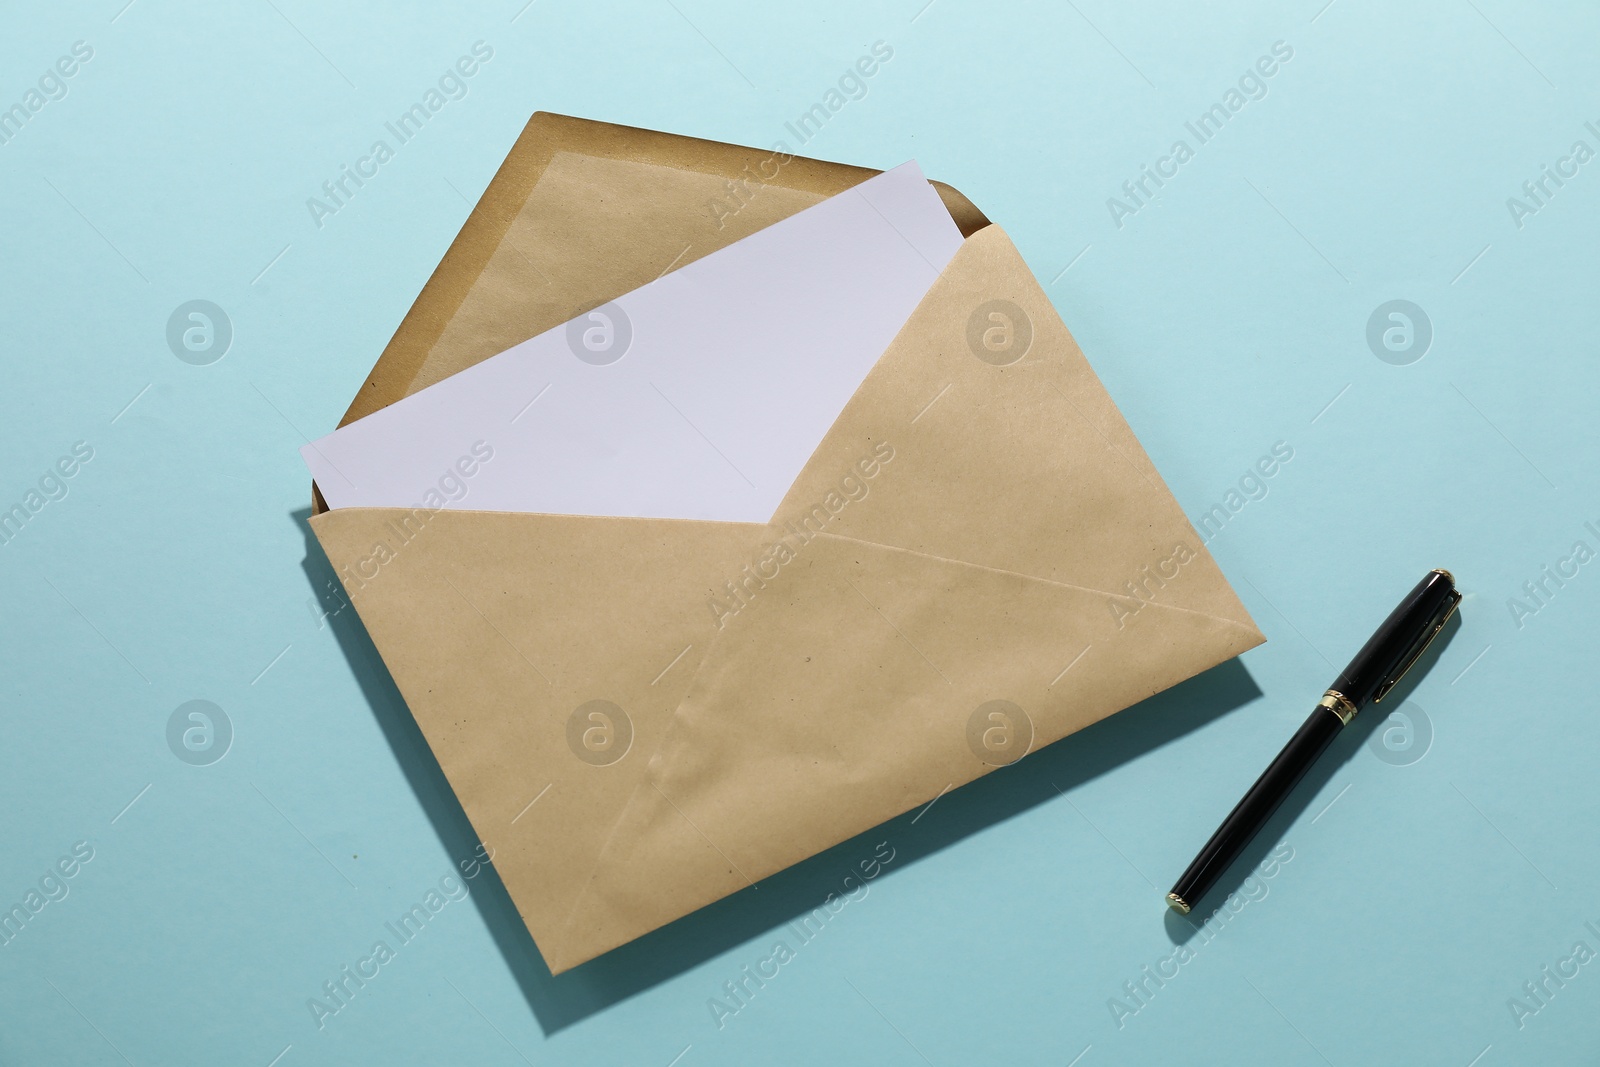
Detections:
307,112,1264,973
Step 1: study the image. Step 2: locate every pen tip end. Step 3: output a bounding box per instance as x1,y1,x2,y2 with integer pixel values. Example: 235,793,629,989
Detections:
1165,892,1190,915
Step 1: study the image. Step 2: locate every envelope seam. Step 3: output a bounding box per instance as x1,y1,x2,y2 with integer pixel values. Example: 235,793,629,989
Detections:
810,531,1263,637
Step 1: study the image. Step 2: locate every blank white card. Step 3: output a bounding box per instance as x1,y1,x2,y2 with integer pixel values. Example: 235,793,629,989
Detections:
301,161,964,522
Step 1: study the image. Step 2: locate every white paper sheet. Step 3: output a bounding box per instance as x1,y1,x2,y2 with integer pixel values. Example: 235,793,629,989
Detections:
301,161,964,522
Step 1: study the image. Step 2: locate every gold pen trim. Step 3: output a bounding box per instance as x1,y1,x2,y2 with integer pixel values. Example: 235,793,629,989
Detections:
1165,892,1191,914
1319,690,1358,726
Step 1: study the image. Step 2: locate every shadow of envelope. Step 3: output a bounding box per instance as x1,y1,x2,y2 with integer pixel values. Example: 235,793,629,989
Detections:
306,113,1264,974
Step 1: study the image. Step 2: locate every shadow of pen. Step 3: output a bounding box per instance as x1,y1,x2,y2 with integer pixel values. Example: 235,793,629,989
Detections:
1162,606,1463,944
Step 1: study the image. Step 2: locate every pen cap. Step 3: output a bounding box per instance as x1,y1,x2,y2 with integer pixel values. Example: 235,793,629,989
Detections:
1332,569,1460,708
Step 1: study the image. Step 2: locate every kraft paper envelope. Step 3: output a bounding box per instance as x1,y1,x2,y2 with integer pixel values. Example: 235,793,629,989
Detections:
307,112,1264,973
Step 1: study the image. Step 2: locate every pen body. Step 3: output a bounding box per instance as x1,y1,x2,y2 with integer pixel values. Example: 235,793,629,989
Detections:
1166,570,1459,914
1168,703,1342,913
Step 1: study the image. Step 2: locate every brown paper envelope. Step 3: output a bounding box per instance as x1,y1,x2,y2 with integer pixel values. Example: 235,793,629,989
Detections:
307,114,1263,973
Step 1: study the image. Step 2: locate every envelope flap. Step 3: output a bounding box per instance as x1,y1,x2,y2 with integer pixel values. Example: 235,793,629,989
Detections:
335,112,989,430
772,223,1259,635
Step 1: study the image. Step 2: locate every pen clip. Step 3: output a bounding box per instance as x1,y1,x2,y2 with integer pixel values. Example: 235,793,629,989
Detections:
1374,590,1462,703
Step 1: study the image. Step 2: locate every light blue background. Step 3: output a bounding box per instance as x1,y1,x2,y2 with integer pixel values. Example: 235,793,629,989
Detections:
2,1,1596,1064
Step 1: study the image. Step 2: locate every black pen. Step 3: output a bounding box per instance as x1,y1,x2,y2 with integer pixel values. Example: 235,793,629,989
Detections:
1166,568,1461,914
